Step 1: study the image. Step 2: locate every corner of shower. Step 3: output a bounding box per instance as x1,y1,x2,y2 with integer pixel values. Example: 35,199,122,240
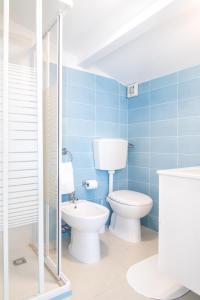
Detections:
0,1,71,299
42,9,69,290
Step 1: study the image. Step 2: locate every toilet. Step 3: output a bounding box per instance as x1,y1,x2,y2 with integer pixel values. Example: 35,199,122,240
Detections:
107,190,152,243
93,138,153,243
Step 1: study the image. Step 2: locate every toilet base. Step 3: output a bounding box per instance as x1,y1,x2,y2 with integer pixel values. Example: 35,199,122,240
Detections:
68,228,100,264
109,212,141,243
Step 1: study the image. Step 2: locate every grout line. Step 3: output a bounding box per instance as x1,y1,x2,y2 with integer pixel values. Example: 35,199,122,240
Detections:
128,114,200,125
128,94,200,113
63,116,121,123
64,98,121,111
63,83,119,96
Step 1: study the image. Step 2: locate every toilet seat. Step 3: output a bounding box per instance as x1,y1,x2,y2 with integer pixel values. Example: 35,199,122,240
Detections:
108,190,153,242
108,190,152,207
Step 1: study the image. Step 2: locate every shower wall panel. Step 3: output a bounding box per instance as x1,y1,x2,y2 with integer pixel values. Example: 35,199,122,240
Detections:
0,64,38,229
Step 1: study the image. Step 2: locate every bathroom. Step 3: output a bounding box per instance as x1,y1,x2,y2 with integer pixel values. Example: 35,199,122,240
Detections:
1,0,200,299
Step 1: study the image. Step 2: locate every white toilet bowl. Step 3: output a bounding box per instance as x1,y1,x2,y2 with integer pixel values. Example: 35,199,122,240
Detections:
108,190,152,243
62,200,109,264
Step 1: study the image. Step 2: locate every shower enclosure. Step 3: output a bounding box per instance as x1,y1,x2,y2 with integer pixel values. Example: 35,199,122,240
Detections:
0,0,70,299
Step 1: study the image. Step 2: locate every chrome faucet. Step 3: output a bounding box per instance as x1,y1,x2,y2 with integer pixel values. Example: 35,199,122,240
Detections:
69,191,78,204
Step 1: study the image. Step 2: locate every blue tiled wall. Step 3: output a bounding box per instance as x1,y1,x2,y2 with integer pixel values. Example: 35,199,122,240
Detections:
62,64,200,232
128,65,200,231
62,67,128,209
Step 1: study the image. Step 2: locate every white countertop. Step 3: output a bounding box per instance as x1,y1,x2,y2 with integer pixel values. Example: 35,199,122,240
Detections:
157,166,200,180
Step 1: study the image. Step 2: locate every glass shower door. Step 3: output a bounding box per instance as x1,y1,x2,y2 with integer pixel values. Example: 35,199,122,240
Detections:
43,14,62,279
0,0,4,298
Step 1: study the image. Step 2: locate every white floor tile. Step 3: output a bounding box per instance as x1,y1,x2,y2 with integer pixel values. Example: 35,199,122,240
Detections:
62,226,200,300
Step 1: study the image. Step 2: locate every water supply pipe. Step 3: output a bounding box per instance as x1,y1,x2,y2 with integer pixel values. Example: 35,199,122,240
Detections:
108,170,115,194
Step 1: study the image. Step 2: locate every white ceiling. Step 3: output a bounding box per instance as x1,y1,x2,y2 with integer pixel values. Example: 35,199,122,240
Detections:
8,0,69,35
6,0,200,85
63,0,157,57
62,0,200,84
92,0,200,84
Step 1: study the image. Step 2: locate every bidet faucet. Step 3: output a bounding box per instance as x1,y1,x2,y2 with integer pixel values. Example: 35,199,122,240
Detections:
69,191,78,204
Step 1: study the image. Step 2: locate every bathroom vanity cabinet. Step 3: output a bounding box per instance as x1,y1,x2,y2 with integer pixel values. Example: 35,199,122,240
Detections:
158,167,200,295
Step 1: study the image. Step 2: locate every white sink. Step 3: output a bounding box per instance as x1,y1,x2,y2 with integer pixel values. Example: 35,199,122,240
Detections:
62,200,109,264
158,166,200,179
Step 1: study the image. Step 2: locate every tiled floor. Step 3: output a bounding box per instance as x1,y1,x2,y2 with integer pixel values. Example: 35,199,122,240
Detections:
0,245,60,300
62,227,200,300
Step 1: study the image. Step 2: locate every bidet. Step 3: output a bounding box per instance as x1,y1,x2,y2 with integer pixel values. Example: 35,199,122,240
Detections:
62,200,109,263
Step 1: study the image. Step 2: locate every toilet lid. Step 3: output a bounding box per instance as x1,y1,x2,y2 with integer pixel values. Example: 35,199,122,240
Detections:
108,190,152,206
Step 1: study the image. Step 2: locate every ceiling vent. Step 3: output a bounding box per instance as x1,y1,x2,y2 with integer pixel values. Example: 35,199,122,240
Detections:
127,82,138,98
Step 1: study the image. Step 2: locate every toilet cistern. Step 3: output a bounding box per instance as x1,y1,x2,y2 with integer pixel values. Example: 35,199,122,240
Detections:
93,138,128,193
93,138,152,243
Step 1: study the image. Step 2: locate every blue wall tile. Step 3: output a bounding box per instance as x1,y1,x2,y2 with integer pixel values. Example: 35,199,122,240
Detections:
178,65,200,83
150,85,177,106
62,64,200,233
179,117,200,136
120,84,127,96
96,75,119,94
179,136,200,154
73,152,94,169
150,102,177,121
150,73,177,90
63,101,95,120
150,137,177,153
128,166,149,182
139,81,150,94
150,153,177,169
178,154,200,167
179,97,200,117
74,168,96,186
68,68,95,89
63,118,95,136
68,85,95,105
129,137,150,152
150,119,177,137
128,152,149,167
128,93,149,110
128,180,149,194
128,65,200,231
63,136,92,153
129,107,149,123
128,122,149,137
178,78,200,100
120,96,128,110
96,121,120,138
96,91,119,108
120,124,128,138
150,168,159,185
96,107,119,123
62,67,128,222
120,110,128,123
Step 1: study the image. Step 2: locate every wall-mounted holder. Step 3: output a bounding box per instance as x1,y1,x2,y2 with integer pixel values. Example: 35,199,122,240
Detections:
128,143,135,148
82,180,98,190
